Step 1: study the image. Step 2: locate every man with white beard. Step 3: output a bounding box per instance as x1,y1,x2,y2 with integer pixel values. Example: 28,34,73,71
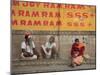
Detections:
21,32,38,60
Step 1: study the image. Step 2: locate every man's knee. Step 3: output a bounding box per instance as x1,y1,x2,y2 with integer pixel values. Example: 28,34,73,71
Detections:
40,47,47,58
23,52,30,57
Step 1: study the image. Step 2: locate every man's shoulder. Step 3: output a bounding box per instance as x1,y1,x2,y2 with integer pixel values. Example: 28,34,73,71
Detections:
21,41,25,44
72,43,76,46
79,43,85,47
52,42,56,46
80,43,84,45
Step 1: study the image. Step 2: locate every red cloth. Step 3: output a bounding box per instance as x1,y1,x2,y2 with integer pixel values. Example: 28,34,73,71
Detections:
71,43,85,57
24,32,31,39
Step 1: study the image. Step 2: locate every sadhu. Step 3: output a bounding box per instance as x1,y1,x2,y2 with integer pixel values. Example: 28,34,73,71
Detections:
70,38,85,67
21,32,39,60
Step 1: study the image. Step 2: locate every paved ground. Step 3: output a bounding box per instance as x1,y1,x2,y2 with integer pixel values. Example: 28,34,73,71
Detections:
12,64,96,74
11,59,96,74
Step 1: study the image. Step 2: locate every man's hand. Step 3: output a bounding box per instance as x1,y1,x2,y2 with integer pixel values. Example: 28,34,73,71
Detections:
23,52,33,57
46,48,50,53
73,51,79,58
23,52,29,57
28,52,33,57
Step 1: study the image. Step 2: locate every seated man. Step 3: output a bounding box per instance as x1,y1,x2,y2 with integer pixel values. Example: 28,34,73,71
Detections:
21,32,38,60
41,36,58,59
70,38,85,67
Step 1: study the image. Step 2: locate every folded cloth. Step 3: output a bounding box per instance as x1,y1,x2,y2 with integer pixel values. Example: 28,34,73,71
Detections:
83,54,90,59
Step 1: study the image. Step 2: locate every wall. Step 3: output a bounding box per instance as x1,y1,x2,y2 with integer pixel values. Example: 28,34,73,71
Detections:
11,30,96,63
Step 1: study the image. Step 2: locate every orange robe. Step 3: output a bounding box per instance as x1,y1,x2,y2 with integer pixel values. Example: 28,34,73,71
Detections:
71,43,85,65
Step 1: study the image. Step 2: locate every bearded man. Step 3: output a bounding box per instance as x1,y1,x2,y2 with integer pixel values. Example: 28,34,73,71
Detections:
21,32,38,60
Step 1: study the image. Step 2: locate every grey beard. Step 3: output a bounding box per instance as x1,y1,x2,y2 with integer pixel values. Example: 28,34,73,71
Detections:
26,40,33,49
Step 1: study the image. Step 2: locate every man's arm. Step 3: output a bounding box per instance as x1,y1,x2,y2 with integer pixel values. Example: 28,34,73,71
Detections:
32,48,35,54
21,42,27,53
22,49,26,53
22,49,30,57
71,44,75,57
78,46,85,56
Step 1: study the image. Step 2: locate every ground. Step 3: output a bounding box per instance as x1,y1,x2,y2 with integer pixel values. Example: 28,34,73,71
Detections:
11,59,96,74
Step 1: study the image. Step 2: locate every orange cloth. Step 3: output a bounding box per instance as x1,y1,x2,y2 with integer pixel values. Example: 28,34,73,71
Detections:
71,43,85,57
73,56,83,65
